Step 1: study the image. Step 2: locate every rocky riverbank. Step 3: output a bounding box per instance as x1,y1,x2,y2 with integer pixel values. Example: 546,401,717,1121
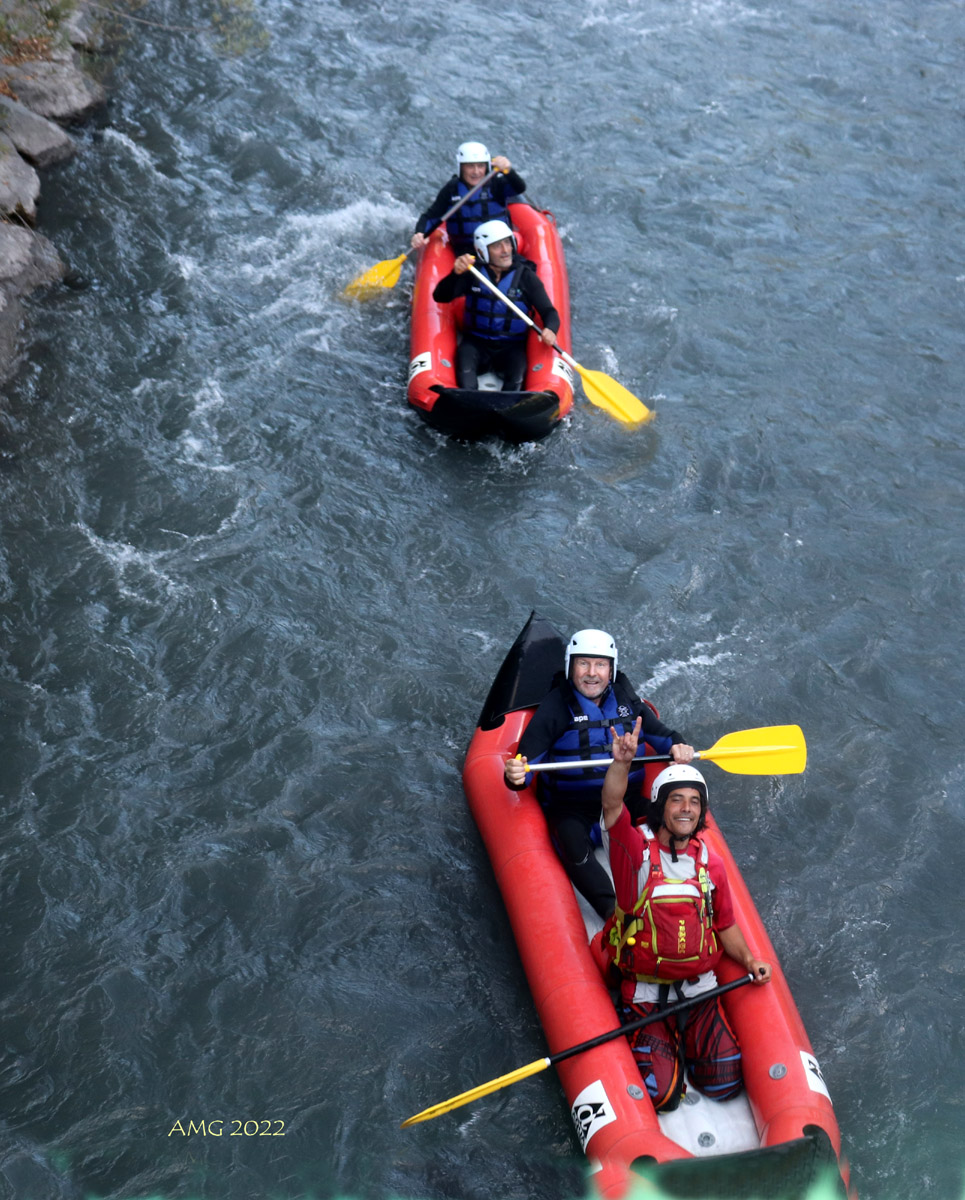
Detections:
1,0,106,379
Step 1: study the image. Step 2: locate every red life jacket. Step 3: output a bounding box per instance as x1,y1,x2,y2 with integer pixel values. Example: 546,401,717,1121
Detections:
603,832,721,983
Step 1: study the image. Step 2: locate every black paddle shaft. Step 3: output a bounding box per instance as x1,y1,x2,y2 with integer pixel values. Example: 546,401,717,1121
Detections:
549,972,756,1067
437,168,499,225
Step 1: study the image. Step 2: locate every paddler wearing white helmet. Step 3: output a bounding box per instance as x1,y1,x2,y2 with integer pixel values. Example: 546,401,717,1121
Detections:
410,139,526,256
432,216,561,392
503,628,695,918
599,716,771,1113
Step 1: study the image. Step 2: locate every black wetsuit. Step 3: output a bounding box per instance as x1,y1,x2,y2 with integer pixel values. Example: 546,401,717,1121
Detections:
509,674,685,919
433,258,560,392
414,169,527,255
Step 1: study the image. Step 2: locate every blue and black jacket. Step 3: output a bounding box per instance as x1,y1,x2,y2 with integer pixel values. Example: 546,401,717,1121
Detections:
415,169,526,255
509,672,685,817
433,256,560,345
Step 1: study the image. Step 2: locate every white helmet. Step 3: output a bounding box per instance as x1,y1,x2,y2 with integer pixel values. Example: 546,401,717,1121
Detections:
649,764,708,833
456,140,491,172
564,628,617,681
473,219,516,264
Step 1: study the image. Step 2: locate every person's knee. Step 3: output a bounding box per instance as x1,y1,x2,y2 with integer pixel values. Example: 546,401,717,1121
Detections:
500,348,527,391
684,1000,743,1101
628,1014,684,1112
636,1041,684,1112
552,821,592,866
456,340,482,388
687,1048,743,1101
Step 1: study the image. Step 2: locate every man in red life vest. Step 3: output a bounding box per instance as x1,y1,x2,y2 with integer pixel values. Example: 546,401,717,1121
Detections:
600,716,772,1112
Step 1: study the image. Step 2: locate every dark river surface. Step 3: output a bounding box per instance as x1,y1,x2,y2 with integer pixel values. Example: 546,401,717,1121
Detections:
1,0,963,1198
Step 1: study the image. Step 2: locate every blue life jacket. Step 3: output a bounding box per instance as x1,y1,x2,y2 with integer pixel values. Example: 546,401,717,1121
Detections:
462,265,531,342
444,178,514,251
538,680,673,806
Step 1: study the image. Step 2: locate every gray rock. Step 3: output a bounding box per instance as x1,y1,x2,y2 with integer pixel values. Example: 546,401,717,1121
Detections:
0,55,106,122
0,1,103,379
0,287,23,378
0,132,40,220
0,222,65,381
65,4,101,50
0,222,64,291
0,94,76,167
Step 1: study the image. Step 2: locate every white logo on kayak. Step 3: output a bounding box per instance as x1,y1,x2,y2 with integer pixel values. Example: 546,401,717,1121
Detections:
800,1050,831,1100
408,352,431,381
552,357,575,388
570,1080,617,1151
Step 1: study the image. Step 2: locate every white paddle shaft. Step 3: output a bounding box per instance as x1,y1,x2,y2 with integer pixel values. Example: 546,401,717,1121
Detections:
527,754,679,772
466,263,568,359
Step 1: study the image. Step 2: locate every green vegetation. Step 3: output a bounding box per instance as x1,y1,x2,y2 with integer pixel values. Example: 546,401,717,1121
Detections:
0,0,74,59
207,0,269,55
0,0,269,65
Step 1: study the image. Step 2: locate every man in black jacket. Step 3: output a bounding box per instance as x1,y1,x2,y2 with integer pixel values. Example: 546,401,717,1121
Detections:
433,219,559,392
503,628,694,918
411,141,525,256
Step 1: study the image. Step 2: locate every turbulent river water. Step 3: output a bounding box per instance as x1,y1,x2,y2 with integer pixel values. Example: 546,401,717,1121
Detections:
1,1,964,1198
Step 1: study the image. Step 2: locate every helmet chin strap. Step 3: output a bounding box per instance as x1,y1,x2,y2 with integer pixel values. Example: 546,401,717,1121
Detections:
669,833,687,862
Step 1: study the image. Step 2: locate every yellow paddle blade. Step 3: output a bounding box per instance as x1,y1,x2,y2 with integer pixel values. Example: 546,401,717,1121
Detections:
699,725,807,775
343,251,409,299
573,363,653,425
400,1056,550,1128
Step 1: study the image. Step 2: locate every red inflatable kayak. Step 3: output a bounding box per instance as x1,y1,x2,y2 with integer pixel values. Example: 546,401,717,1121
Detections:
461,613,856,1199
407,202,574,442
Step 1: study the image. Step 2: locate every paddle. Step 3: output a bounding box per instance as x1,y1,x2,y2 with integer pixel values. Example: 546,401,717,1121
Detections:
525,724,807,776
343,169,500,299
401,972,756,1127
465,262,653,425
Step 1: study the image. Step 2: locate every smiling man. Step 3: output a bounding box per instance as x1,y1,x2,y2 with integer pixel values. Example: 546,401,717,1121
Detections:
432,218,560,393
411,141,526,257
503,629,694,918
600,718,771,1112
